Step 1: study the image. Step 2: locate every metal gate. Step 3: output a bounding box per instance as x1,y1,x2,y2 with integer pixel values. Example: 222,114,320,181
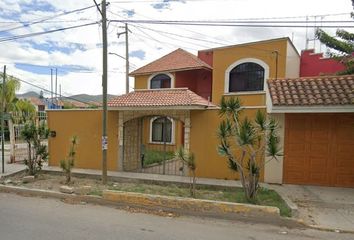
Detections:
123,115,185,176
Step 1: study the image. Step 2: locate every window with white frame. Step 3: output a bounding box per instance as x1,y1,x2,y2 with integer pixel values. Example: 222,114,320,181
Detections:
150,117,173,143
150,74,171,89
229,62,265,92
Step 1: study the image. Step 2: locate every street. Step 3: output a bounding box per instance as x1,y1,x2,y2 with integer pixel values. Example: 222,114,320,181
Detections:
0,193,353,240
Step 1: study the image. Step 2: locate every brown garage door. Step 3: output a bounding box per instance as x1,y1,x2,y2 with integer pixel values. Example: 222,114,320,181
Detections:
284,113,354,187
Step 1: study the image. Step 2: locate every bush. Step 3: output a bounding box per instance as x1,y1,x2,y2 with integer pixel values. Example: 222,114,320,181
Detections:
21,121,49,176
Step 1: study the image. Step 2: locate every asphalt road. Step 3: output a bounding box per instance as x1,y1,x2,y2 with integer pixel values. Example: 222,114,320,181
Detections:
0,193,353,240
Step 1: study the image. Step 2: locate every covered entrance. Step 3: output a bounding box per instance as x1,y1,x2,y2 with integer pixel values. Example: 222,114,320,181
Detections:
108,88,216,176
119,110,189,176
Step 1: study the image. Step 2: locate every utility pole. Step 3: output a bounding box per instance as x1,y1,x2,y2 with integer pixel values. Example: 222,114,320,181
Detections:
118,23,130,94
1,65,5,174
55,68,58,109
94,0,108,184
59,84,62,109
51,68,53,109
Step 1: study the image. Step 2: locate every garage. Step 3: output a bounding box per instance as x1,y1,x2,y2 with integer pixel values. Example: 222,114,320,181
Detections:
283,113,354,187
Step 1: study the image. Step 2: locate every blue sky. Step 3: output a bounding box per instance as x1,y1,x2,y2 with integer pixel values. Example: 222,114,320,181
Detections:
0,0,352,96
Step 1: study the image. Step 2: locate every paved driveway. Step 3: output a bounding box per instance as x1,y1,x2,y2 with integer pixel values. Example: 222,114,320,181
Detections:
271,184,354,232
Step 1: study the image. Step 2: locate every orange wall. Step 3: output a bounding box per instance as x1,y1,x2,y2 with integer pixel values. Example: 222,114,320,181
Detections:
47,110,118,171
190,109,265,180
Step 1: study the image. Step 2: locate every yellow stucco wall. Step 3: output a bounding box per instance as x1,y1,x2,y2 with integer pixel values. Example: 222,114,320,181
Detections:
47,110,118,171
211,38,288,106
190,109,265,180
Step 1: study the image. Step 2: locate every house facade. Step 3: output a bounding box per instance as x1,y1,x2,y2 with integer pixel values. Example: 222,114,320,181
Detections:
47,37,354,187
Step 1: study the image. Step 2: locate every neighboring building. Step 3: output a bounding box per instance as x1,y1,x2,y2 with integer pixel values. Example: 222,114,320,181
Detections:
300,49,346,77
26,97,46,112
47,37,354,187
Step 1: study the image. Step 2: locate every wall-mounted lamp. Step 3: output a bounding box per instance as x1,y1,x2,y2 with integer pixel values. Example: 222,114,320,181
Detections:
50,131,56,138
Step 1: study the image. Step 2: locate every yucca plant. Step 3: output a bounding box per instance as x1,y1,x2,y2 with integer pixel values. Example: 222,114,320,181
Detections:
60,136,78,184
217,97,282,202
176,147,196,198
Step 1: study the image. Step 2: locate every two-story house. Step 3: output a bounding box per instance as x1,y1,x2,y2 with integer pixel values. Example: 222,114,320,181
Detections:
47,37,354,187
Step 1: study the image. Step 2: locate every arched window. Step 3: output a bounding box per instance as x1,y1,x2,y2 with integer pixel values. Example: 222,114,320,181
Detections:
150,74,171,89
229,62,265,92
151,117,173,143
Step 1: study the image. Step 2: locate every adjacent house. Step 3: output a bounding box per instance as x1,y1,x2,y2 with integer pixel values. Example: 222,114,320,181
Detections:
47,37,354,187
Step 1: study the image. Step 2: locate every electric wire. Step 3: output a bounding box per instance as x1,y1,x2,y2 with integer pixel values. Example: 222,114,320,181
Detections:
0,4,99,34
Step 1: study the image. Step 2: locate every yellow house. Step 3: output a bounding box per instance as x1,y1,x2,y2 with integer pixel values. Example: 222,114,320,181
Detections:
48,37,300,181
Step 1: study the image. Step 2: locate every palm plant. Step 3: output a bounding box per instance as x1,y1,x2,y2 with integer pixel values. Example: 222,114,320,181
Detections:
217,97,282,202
15,99,36,123
0,74,20,162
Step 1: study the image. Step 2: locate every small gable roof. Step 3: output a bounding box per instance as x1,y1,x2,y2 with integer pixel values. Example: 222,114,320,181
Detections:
130,48,212,76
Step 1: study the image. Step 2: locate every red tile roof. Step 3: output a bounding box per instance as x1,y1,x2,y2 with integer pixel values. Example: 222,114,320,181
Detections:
268,75,354,106
130,48,212,76
108,88,216,108
26,97,45,106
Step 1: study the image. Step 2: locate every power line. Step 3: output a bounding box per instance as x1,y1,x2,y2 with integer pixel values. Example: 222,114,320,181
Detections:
108,6,233,45
0,4,98,34
0,22,99,43
130,24,210,49
129,23,226,46
16,77,100,106
110,19,354,28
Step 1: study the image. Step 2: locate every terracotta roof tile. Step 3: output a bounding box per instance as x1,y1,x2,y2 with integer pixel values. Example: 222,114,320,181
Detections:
268,75,354,106
130,48,212,76
108,88,216,109
26,97,45,106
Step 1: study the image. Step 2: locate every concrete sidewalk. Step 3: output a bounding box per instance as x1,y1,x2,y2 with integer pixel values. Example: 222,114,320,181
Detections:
43,165,243,188
270,184,354,232
0,162,26,178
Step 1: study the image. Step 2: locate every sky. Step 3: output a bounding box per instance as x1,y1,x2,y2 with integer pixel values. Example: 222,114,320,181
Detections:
0,0,353,98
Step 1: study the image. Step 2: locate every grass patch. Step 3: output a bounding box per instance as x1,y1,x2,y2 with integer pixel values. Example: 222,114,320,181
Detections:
143,150,175,166
107,182,291,217
88,188,103,196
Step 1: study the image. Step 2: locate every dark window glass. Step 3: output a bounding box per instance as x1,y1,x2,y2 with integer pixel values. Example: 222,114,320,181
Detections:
152,117,172,142
150,74,171,89
229,62,264,92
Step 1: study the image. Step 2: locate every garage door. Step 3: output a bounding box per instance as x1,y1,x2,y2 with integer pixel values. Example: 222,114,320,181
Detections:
284,113,354,187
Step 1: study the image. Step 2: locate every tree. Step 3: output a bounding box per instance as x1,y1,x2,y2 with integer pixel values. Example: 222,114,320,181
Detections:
0,73,20,162
21,121,49,176
315,28,354,75
176,147,196,198
15,99,36,123
60,136,78,184
217,97,282,202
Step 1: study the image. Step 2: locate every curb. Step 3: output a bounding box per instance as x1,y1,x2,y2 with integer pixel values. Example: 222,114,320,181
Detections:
0,184,304,228
307,224,354,234
102,190,279,219
0,169,26,178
